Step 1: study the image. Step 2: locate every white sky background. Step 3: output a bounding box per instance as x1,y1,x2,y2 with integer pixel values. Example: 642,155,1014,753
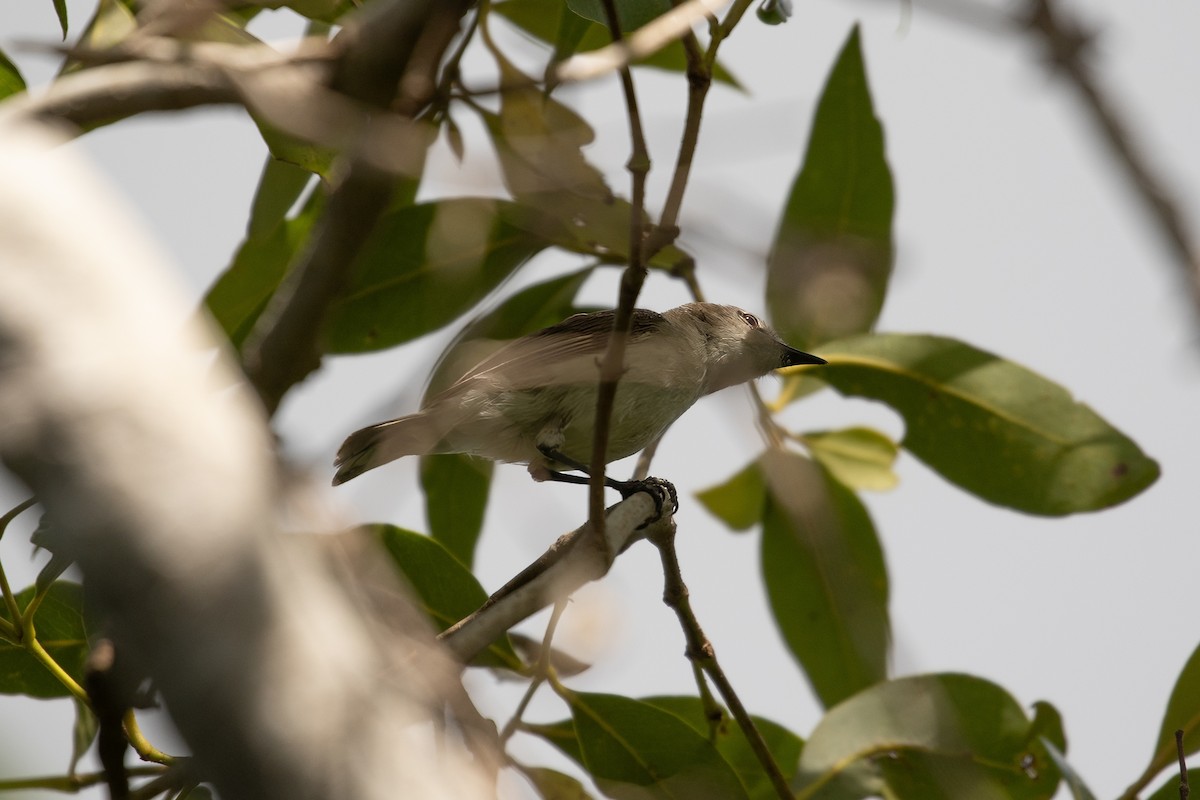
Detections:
2,1,1199,798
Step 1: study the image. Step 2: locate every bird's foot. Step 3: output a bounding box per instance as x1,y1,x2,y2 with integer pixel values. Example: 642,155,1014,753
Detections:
608,476,678,527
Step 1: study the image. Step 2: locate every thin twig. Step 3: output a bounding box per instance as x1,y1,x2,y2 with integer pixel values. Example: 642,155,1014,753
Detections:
647,524,793,800
554,0,731,84
499,601,568,744
587,0,654,562
1178,729,1190,800
0,766,166,793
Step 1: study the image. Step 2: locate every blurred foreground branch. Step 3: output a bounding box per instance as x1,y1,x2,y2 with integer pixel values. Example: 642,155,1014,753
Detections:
1022,0,1200,317
0,123,491,800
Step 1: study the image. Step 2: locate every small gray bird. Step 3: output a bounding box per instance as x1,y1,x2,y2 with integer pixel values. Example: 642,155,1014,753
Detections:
333,302,824,494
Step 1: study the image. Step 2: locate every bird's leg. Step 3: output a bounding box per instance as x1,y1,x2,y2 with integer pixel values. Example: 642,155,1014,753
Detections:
535,445,678,520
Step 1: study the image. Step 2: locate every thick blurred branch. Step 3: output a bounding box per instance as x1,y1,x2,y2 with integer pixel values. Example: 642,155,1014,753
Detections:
1021,0,1200,317
240,0,477,415
0,123,489,800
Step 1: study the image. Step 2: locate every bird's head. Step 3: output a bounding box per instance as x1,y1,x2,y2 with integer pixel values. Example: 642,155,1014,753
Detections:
668,303,825,395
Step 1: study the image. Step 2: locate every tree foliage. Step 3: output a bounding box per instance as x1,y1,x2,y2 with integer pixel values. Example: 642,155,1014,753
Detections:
0,0,1184,799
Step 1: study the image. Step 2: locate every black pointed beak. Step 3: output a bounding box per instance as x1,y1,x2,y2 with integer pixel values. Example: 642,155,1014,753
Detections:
780,345,826,368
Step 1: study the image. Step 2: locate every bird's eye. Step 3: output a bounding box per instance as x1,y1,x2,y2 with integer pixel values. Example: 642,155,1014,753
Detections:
739,312,761,328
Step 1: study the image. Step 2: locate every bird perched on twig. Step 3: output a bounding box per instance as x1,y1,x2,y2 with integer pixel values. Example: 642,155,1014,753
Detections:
333,302,825,503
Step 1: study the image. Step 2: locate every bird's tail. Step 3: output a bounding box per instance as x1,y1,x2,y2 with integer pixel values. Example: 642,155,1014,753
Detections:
332,413,443,485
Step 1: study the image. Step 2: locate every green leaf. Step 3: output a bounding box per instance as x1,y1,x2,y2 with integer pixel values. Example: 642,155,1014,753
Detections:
695,461,766,533
247,158,314,238
0,582,89,699
798,427,898,492
420,454,493,570
69,699,98,776
369,524,519,669
518,765,598,799
324,199,549,354
253,118,339,177
766,25,894,350
1146,768,1200,800
566,0,671,30
795,674,1061,800
756,0,792,25
759,450,888,708
53,0,69,38
0,49,27,101
528,718,586,765
814,333,1161,515
641,696,804,800
1144,641,1200,792
561,691,752,799
493,0,741,87
204,209,316,349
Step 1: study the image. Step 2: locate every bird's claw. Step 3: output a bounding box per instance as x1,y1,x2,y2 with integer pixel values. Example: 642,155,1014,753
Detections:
613,476,678,528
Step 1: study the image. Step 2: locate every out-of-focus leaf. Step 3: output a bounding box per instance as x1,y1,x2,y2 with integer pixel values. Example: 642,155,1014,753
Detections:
480,50,692,271
643,696,804,800
204,209,316,349
325,198,549,353
543,691,752,799
485,62,611,201
427,267,594,396
519,765,597,799
695,460,766,533
814,333,1160,515
370,524,519,669
1147,768,1200,800
493,0,741,87
767,25,893,350
795,674,1061,800
69,699,98,776
798,427,898,492
64,0,136,72
178,786,215,800
759,450,888,708
0,582,89,699
247,157,314,238
0,50,27,101
1027,700,1066,753
420,454,493,570
509,632,592,678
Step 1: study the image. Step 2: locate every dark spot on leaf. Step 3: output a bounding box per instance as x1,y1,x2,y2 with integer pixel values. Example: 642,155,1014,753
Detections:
1112,462,1129,478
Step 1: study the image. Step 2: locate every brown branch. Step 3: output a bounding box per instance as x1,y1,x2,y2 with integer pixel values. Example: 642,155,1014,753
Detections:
1178,730,1190,800
1023,0,1200,322
647,524,794,800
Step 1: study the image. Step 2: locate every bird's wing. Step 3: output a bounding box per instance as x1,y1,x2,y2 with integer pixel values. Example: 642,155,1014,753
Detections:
431,309,667,400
